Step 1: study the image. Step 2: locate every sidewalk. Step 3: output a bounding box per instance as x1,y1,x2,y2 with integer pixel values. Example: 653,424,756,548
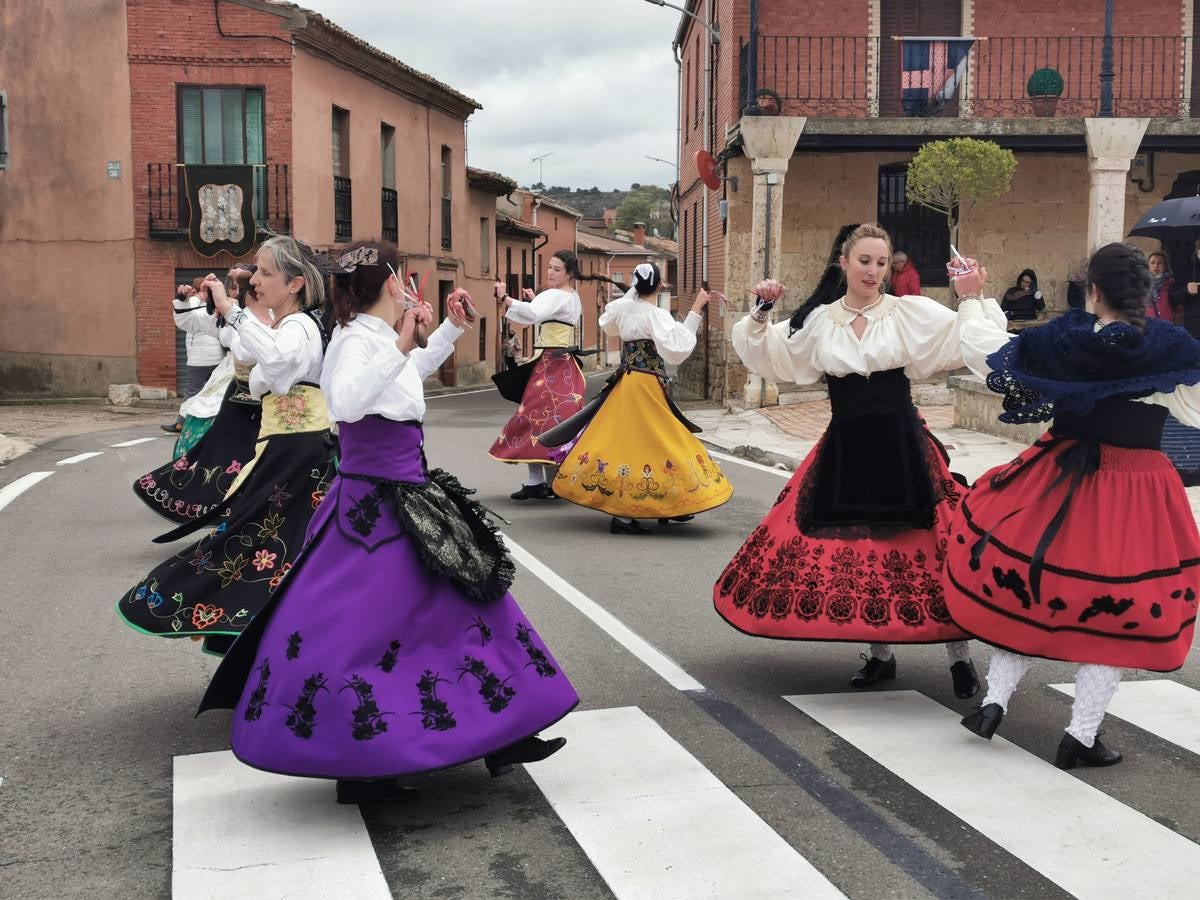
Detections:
0,403,168,465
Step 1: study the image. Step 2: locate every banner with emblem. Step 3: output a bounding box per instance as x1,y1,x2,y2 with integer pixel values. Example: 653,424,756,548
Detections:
183,164,257,258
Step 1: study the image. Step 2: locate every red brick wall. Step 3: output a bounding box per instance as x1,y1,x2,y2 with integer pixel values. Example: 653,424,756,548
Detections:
127,0,294,388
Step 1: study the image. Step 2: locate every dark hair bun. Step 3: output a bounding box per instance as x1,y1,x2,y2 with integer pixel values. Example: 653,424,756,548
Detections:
633,265,662,296
1086,243,1152,330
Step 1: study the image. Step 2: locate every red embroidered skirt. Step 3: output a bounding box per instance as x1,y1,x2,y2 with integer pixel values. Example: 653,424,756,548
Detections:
489,350,585,464
714,429,970,644
945,436,1199,671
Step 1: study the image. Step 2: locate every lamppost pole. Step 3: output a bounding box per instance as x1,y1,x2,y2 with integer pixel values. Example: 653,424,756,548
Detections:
1099,0,1114,116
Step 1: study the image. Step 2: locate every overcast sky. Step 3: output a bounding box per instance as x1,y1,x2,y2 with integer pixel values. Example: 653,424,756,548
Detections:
301,0,683,191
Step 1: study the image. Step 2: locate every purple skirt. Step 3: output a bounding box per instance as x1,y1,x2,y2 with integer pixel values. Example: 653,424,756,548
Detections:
201,416,578,779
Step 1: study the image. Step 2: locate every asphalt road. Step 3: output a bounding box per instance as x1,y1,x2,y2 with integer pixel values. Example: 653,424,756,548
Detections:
1,376,1197,899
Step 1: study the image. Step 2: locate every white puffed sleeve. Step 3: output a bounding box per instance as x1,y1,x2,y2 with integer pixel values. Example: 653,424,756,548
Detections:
173,299,221,338
226,309,320,397
409,319,466,381
650,308,702,366
955,297,1013,378
891,294,1010,379
323,330,408,424
598,292,637,336
505,290,569,326
731,310,825,386
1139,384,1200,427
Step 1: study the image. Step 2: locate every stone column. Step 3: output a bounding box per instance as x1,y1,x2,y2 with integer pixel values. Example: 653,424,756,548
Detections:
736,115,807,408
1083,117,1149,254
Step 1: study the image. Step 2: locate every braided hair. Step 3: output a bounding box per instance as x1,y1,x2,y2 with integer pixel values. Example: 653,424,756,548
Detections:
1086,242,1152,331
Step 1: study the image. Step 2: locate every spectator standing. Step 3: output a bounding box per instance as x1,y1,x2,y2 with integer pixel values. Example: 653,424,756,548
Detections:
889,251,922,296
164,280,226,433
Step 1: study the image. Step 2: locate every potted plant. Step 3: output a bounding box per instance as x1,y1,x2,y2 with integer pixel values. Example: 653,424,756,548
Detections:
1026,67,1064,117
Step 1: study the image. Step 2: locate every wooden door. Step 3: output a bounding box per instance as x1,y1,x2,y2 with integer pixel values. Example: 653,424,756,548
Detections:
879,0,962,117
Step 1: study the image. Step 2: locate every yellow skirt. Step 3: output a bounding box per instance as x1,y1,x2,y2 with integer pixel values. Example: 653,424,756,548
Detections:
553,371,733,519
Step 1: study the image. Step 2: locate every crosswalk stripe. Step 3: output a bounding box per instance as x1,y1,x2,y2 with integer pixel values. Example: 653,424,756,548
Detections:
786,690,1200,899
1050,679,1200,757
0,471,53,513
110,437,159,447
172,751,389,900
525,706,846,900
56,451,104,465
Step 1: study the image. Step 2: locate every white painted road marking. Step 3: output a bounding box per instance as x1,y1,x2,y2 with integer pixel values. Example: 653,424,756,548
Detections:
56,451,104,465
1051,679,1200,757
787,690,1200,899
0,471,54,513
527,707,846,900
172,751,389,900
503,533,704,691
110,437,160,447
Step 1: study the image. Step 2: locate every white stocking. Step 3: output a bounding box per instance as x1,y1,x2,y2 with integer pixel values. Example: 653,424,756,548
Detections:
867,643,894,662
945,641,972,665
1065,665,1122,747
525,463,548,486
982,648,1033,712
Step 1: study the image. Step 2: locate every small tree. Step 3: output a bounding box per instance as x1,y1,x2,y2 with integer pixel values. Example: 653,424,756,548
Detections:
904,138,1017,247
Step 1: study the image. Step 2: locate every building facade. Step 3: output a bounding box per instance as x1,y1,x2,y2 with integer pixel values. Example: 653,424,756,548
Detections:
673,0,1200,402
0,0,508,396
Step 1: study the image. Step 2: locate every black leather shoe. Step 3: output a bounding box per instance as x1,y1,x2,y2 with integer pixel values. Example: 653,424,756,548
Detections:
335,779,421,805
510,483,556,500
161,422,183,433
485,736,567,777
850,653,896,688
961,702,1004,740
950,660,980,700
657,515,695,524
611,518,651,535
1054,732,1123,770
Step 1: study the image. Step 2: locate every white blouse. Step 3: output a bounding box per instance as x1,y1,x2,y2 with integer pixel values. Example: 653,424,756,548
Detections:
733,293,1010,384
321,312,464,424
599,294,703,366
504,288,581,330
222,307,325,400
179,354,235,419
957,297,1200,428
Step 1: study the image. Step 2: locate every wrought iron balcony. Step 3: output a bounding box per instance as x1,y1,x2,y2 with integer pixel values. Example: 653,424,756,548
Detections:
334,176,353,243
146,163,291,239
381,187,398,242
741,35,1195,119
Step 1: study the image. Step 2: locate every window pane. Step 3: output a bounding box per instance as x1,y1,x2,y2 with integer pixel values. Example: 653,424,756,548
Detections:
245,89,264,164
221,90,244,163
332,108,343,176
381,124,395,188
202,89,223,164
180,88,203,164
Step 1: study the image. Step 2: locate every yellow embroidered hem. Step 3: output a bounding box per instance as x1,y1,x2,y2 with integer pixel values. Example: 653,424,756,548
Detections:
226,384,332,497
553,371,733,518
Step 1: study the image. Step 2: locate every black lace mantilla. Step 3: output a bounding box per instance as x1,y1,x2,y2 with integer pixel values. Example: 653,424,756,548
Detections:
340,468,515,604
986,310,1200,424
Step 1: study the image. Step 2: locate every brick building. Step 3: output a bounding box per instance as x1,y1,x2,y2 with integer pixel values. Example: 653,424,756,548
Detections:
673,0,1200,402
0,0,512,395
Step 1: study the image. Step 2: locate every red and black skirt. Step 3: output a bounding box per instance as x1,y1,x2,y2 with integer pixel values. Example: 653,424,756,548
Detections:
488,349,585,465
945,433,1200,671
714,370,970,644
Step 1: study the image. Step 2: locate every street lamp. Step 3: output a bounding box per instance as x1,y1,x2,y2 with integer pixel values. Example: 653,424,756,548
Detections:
645,155,679,171
641,0,720,44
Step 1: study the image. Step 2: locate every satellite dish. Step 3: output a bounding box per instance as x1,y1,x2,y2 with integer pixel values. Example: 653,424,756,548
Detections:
695,150,722,191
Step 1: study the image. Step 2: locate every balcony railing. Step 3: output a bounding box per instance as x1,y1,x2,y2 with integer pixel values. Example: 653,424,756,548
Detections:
334,176,353,242
742,35,1195,119
381,187,398,242
147,163,291,239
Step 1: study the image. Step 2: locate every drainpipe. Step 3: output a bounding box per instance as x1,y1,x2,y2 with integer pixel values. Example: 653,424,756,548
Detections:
701,0,713,287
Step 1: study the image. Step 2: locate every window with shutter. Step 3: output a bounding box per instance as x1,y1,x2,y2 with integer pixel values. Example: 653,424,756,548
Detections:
879,0,962,117
877,163,950,287
178,86,265,220
0,91,8,168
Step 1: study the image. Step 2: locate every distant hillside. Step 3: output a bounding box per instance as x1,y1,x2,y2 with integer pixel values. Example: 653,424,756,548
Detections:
530,184,668,219
530,183,675,239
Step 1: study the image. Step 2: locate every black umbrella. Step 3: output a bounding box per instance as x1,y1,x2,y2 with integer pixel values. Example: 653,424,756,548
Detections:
1129,196,1200,241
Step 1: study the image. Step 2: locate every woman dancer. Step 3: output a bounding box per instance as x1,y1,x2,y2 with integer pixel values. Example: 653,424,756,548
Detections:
713,224,983,698
946,243,1200,768
489,250,585,500
541,263,732,533
133,269,264,524
201,241,576,804
118,236,337,656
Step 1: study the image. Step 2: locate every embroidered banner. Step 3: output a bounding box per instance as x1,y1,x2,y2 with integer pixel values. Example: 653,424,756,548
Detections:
900,38,975,116
184,164,257,258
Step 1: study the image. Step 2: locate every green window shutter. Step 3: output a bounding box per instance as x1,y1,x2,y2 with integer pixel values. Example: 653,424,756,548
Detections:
221,90,245,163
202,89,223,163
180,88,203,164
245,89,264,164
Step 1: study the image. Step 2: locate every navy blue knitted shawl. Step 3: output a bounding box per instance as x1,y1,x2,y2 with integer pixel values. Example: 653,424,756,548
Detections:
985,309,1200,423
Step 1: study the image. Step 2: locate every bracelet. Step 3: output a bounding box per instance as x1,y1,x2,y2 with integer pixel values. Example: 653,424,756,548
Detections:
750,298,775,323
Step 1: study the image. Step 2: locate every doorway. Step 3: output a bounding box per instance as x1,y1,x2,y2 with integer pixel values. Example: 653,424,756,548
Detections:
879,0,963,117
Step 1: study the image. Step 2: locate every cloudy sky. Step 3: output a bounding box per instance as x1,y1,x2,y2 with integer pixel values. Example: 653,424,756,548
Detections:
302,0,683,191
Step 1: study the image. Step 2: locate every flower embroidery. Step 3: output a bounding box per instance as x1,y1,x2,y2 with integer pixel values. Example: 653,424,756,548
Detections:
189,548,212,574
225,460,242,475
253,549,277,572
269,485,291,509
173,456,190,471
274,390,312,429
138,475,156,490
257,513,284,541
577,451,590,465
311,489,326,510
147,591,165,610
642,464,653,478
617,464,631,478
192,603,225,630
269,563,293,591
665,459,675,472
217,553,248,588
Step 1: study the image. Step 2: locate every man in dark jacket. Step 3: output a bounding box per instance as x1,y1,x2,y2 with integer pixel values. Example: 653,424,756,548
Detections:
1170,239,1200,337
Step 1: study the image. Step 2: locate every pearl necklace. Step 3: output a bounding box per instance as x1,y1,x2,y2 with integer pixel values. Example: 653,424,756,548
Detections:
839,294,884,318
